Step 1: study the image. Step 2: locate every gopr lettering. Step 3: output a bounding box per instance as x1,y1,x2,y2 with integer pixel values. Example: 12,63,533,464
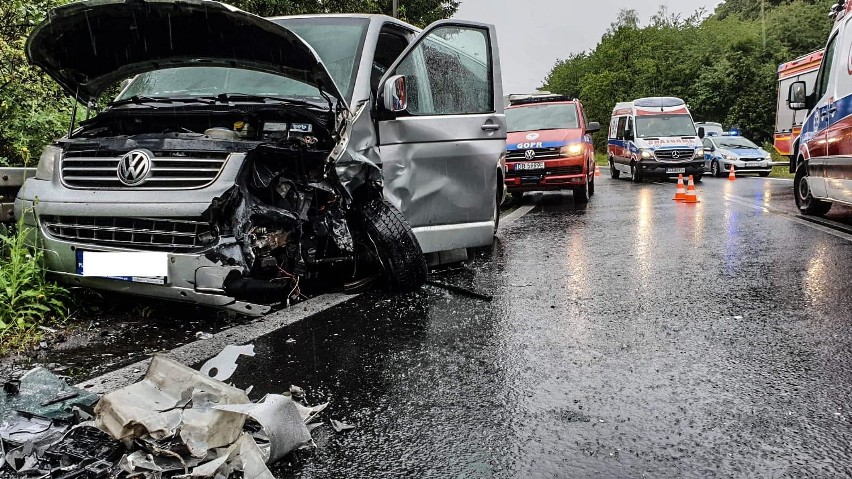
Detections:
516,142,544,149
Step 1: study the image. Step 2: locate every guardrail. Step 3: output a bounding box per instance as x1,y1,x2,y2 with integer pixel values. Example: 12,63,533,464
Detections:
0,167,35,224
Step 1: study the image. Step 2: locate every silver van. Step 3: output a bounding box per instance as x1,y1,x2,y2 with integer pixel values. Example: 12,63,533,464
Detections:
16,0,507,315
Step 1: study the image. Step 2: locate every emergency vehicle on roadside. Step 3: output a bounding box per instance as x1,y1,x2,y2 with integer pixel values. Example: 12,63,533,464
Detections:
787,1,852,215
607,97,705,182
504,94,600,202
775,49,823,163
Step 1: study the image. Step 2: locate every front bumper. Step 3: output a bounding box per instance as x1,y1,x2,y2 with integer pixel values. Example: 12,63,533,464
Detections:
504,157,587,192
721,160,772,173
16,198,268,316
638,160,704,177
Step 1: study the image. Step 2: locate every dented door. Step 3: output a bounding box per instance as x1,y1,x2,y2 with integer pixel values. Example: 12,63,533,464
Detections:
377,21,506,254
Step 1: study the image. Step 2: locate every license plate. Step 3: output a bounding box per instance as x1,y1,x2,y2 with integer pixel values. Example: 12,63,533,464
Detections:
76,250,168,284
516,162,545,171
666,168,686,174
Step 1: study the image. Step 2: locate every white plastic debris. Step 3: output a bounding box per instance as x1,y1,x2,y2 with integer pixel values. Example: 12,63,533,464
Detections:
199,344,256,381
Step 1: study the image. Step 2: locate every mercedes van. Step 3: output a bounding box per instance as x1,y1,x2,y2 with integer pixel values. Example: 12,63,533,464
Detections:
607,97,705,182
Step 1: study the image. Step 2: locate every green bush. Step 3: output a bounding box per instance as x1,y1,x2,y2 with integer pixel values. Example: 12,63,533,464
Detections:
0,217,68,340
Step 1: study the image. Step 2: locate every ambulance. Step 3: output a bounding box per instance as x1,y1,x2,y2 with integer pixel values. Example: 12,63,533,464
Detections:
607,97,705,182
774,50,823,163
787,1,852,215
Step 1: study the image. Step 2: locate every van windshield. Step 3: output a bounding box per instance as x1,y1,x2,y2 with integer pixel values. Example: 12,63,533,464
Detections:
506,104,580,132
636,114,696,138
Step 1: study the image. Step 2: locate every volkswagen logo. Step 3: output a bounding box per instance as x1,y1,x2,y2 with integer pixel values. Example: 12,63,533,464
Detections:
524,149,536,160
671,150,680,159
117,149,153,186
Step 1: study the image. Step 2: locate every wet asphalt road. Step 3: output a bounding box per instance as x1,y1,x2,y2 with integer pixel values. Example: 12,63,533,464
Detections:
224,174,852,478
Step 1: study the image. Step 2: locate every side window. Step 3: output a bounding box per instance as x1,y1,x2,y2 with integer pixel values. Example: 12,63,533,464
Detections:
609,117,618,137
703,138,713,149
816,33,839,100
625,116,634,136
372,27,411,93
394,25,493,115
616,116,626,139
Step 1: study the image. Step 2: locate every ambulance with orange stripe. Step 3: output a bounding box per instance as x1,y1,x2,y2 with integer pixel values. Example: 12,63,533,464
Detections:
787,0,852,215
775,50,823,162
607,97,705,182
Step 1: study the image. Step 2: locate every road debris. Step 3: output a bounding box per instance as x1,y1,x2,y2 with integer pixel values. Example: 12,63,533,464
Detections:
425,279,494,302
1,345,326,477
330,419,356,433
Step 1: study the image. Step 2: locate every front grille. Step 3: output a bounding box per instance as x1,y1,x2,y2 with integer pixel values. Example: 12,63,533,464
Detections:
41,216,212,252
506,147,561,161
506,165,582,177
61,150,229,189
654,148,696,161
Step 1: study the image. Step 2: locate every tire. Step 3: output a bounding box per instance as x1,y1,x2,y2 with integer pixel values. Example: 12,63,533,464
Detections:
361,199,427,292
493,188,500,236
794,162,832,216
711,160,721,178
630,163,642,183
573,178,590,203
588,175,595,196
510,191,525,205
609,159,620,179
693,174,703,183
758,171,770,178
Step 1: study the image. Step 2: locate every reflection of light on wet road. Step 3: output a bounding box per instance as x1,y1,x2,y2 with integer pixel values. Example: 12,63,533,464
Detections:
723,195,741,276
804,243,829,305
636,188,652,290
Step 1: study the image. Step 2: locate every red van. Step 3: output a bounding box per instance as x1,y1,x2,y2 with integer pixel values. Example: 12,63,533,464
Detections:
504,94,600,202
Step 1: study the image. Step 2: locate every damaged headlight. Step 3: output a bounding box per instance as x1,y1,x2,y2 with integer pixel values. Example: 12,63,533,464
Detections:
35,145,61,180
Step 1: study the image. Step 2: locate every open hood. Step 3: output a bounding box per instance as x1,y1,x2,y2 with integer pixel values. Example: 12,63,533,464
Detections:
26,0,345,105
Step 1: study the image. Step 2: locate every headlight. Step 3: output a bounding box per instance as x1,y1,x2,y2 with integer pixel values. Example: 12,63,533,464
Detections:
639,149,654,159
722,153,736,161
560,143,584,156
694,148,704,159
35,145,61,180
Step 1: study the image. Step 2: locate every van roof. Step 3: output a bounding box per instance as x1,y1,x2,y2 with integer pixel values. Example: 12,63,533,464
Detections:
612,97,689,115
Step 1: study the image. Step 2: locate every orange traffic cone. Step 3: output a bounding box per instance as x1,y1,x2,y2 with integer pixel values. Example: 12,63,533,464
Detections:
595,165,601,177
672,174,686,201
728,164,736,181
684,175,700,203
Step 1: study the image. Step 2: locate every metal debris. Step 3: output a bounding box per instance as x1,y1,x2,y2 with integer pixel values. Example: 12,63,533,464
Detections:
1,345,327,477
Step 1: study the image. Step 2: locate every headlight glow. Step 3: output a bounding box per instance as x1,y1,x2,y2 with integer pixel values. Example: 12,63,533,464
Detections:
560,143,584,156
35,145,61,181
640,149,654,159
694,148,704,159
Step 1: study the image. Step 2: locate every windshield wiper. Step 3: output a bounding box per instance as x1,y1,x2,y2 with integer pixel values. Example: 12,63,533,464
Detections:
108,95,215,107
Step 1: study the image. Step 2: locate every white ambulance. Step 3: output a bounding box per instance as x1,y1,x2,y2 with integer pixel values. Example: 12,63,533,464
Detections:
607,97,705,182
787,1,852,215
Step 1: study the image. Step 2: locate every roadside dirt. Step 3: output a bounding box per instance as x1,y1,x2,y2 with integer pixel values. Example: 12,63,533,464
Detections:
0,288,249,384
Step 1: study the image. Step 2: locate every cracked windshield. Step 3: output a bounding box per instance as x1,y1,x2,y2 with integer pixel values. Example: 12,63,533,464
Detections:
2,0,852,477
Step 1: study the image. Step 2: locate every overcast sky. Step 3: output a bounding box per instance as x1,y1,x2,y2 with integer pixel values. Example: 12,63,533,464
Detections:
453,0,723,94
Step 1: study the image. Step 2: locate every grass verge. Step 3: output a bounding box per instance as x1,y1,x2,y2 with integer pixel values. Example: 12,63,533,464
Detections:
0,219,68,355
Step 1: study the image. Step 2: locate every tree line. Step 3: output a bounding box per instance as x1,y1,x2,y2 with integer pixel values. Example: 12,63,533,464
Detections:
0,0,458,166
543,0,835,152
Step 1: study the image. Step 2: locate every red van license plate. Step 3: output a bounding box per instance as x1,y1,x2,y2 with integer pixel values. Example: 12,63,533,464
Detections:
516,162,544,171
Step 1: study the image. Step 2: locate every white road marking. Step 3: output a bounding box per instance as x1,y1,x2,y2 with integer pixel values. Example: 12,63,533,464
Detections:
725,196,852,242
76,293,356,394
500,204,536,228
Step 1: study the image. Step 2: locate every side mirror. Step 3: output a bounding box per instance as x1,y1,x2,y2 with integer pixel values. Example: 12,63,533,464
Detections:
586,121,601,133
697,126,705,139
788,81,807,110
383,75,407,113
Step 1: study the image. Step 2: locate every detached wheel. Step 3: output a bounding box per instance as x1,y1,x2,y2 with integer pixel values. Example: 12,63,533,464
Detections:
609,159,620,179
361,199,427,292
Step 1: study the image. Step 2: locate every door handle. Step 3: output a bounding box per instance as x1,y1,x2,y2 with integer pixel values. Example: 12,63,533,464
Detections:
481,123,501,131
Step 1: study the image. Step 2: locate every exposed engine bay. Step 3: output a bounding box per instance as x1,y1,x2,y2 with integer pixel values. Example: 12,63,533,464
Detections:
62,102,427,309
